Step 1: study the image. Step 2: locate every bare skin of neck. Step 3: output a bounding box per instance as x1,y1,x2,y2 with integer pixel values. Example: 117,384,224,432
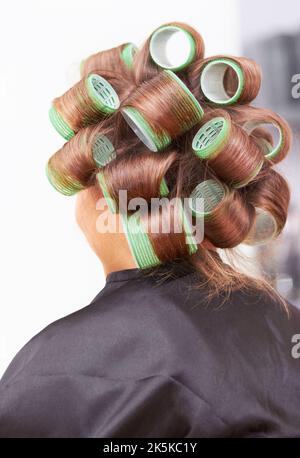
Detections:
75,187,136,278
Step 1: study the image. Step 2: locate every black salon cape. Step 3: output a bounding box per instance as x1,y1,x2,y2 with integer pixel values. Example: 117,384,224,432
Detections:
1,264,300,438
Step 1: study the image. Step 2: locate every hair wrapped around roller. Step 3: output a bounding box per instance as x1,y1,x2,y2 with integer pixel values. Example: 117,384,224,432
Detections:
81,42,138,77
49,71,121,140
191,110,265,188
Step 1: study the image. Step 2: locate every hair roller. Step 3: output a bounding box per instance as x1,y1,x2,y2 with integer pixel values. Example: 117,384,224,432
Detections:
96,150,177,212
189,179,255,247
49,73,120,140
121,43,138,69
177,198,198,255
146,198,198,264
46,124,116,196
244,209,278,246
192,114,264,188
81,43,137,77
122,69,204,151
97,170,117,213
121,211,161,269
101,194,198,268
241,110,291,164
133,21,205,84
149,25,196,71
244,169,290,244
92,134,116,167
196,56,261,106
46,165,84,196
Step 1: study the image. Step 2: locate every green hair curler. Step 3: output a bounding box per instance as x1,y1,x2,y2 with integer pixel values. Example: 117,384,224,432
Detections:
176,198,198,254
192,117,263,188
121,198,198,269
149,25,196,72
192,117,230,160
122,70,203,152
121,106,171,152
121,43,138,69
245,208,278,245
97,171,117,214
165,69,204,117
234,161,263,189
45,163,84,196
49,74,120,140
243,120,284,162
121,211,161,269
49,106,75,141
189,179,226,217
200,58,244,105
160,178,169,197
92,134,116,167
85,74,120,114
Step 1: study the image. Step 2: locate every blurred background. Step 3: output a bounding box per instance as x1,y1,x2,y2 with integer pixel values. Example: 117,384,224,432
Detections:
238,0,300,307
0,0,299,376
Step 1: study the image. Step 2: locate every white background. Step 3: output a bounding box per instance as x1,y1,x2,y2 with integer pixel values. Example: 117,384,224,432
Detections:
0,0,240,377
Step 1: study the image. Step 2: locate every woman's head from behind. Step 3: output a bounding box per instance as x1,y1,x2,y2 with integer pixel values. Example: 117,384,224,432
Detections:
46,21,291,298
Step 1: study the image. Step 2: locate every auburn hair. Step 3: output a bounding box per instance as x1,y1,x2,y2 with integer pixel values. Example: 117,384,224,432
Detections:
47,21,293,306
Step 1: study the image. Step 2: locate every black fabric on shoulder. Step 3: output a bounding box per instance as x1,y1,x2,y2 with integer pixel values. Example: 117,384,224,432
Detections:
1,260,300,437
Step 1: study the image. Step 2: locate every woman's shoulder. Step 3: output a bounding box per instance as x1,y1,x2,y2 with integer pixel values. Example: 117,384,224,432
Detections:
1,274,300,438
0,274,187,385
1,270,299,387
